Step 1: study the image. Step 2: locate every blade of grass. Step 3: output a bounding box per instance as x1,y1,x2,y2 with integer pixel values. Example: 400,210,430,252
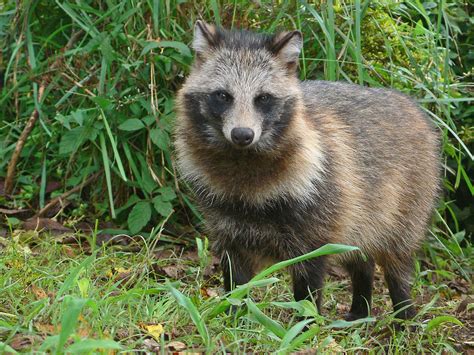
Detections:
167,283,210,348
246,298,286,340
280,318,314,350
100,109,127,181
100,132,116,218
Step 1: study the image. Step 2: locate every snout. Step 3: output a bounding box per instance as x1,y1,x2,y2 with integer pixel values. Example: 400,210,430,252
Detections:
231,127,255,147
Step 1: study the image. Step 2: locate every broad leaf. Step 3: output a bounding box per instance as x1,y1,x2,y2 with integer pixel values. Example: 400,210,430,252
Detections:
128,201,152,234
150,128,170,150
158,186,176,202
119,118,145,131
153,196,173,217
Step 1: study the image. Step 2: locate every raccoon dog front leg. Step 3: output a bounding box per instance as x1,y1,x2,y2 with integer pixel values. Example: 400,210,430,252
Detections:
291,258,327,312
221,250,255,292
383,258,416,319
344,258,375,320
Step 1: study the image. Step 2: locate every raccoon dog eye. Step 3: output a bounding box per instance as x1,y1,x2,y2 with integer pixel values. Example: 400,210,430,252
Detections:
213,91,232,103
256,93,271,103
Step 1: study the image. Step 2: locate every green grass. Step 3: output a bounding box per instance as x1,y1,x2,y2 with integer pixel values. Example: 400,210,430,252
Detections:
0,0,473,353
0,232,471,353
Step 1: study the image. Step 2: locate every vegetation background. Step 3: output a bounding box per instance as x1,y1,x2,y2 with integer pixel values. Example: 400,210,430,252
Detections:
0,0,472,353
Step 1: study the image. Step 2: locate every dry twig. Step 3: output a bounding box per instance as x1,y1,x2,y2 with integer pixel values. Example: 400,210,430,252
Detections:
36,172,100,217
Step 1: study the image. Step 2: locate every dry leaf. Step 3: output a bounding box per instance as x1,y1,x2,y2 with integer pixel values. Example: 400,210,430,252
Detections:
167,341,186,351
35,322,58,334
143,338,160,352
456,296,474,314
323,338,343,353
448,279,471,294
77,315,92,337
22,217,71,234
145,324,164,340
31,285,48,300
200,287,219,298
162,265,181,279
61,245,77,258
10,334,41,351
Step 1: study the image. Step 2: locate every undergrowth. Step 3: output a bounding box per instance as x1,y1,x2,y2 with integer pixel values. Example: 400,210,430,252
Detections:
0,232,471,353
0,0,472,353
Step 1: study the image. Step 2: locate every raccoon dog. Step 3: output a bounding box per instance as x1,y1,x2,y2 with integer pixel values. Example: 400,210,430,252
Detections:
174,21,440,320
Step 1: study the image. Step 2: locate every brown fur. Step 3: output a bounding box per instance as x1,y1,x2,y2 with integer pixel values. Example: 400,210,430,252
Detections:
174,22,441,320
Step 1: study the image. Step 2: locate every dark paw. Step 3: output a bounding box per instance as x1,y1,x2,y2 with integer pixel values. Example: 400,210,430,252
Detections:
344,312,367,321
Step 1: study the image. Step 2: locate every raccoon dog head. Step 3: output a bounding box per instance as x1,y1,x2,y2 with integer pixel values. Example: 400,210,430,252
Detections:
178,21,303,151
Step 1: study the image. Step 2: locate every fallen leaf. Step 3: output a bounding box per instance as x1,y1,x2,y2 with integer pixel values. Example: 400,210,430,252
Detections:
162,266,180,279
35,322,58,334
181,250,200,263
200,287,219,298
31,285,48,300
10,334,41,351
154,248,178,260
167,341,186,351
22,217,71,234
323,338,344,353
336,302,350,314
114,329,130,341
143,338,160,352
61,245,77,258
448,279,471,294
77,314,92,337
152,264,184,280
145,324,164,340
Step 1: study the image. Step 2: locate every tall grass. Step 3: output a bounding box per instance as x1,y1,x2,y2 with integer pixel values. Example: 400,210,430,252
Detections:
0,1,472,255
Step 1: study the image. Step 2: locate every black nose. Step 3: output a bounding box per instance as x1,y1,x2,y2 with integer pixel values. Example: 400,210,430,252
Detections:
231,127,255,146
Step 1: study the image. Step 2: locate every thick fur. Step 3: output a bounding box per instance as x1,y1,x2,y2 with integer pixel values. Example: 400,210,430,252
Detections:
174,22,440,320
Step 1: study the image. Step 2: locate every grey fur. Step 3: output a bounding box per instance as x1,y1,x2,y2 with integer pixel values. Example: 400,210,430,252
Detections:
174,22,441,320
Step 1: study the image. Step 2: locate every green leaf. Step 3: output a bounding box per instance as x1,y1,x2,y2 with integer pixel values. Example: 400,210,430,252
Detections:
71,110,85,126
252,244,358,283
59,125,98,154
57,296,90,350
119,118,145,131
6,217,21,226
128,201,152,234
426,315,463,332
0,342,17,354
280,319,314,350
141,40,192,57
153,196,173,217
66,339,122,353
167,284,210,347
92,96,113,110
272,300,318,317
59,126,86,154
208,278,280,318
150,128,170,150
326,317,375,328
246,299,286,339
285,325,320,352
55,254,95,302
158,186,177,202
208,244,357,318
115,194,141,215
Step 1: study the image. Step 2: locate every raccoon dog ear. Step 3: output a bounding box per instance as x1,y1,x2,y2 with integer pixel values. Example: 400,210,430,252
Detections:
271,30,303,69
192,20,218,55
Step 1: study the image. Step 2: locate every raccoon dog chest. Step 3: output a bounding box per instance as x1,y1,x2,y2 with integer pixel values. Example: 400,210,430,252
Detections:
174,21,440,321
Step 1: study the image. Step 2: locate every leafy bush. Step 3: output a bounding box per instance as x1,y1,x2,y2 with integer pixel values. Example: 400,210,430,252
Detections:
0,1,472,246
